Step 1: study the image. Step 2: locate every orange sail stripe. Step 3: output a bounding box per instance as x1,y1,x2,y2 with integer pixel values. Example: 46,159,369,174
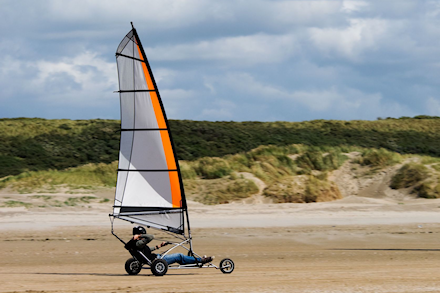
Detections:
159,130,177,170
160,130,181,207
169,171,182,208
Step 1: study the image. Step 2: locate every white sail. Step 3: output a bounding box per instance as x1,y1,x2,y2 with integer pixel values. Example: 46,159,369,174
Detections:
113,27,187,234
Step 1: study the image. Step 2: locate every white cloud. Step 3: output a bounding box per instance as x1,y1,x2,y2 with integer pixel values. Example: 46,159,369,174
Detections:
341,1,369,13
309,18,388,60
0,52,117,108
149,33,297,65
34,52,116,105
1,1,439,121
45,0,214,29
211,72,412,120
262,1,342,26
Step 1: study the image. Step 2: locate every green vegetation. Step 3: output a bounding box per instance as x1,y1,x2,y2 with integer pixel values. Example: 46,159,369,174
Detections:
0,118,120,178
414,181,440,199
263,175,342,203
390,163,430,189
2,116,440,205
0,162,117,193
357,148,401,168
296,149,347,173
184,177,259,205
304,176,342,203
0,194,111,209
169,117,440,161
2,117,440,179
64,196,97,206
193,157,232,179
390,162,440,199
2,200,32,208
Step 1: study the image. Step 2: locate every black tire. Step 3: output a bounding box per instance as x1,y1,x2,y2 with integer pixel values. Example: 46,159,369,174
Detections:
151,259,168,276
125,257,142,275
219,258,234,274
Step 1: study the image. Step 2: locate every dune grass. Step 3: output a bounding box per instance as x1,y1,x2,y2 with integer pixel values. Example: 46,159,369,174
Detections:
184,177,259,204
357,148,402,168
2,116,440,179
296,149,348,173
263,175,342,203
0,162,118,193
414,181,440,199
2,200,32,208
390,163,430,190
2,141,440,205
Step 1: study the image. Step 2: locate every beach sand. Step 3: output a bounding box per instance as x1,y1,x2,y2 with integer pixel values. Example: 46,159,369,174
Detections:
1,194,440,292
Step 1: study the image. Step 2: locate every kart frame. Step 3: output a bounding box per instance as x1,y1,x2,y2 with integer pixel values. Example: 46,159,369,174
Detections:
109,215,234,275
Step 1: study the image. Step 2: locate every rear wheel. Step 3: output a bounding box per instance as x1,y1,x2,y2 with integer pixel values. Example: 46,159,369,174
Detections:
151,259,168,276
125,257,142,275
220,258,234,274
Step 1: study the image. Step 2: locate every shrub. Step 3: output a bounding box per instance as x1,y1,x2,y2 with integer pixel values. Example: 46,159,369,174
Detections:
263,176,307,203
194,157,232,179
297,150,347,172
414,182,440,199
1,161,118,192
358,148,401,167
179,161,197,179
2,200,32,208
263,175,341,203
304,176,342,203
297,151,325,171
390,163,429,189
186,178,258,204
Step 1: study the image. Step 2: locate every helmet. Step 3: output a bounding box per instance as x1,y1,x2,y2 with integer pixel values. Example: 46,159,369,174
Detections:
132,226,146,235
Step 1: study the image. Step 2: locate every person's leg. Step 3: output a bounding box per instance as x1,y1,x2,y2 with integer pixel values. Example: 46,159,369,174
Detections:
162,253,201,265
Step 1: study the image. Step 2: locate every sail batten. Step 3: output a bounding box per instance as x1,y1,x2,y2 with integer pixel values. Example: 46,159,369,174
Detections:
113,26,187,235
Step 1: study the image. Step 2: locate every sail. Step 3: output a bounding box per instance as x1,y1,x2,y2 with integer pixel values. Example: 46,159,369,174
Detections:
113,27,186,235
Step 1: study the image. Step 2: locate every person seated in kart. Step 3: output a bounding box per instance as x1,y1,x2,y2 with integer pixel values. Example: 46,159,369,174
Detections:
131,226,214,265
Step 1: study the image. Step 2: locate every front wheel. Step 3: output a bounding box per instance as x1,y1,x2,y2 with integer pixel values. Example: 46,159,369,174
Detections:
151,259,168,276
125,257,142,275
219,258,234,274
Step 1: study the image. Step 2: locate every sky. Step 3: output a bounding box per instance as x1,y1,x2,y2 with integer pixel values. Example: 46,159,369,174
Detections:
1,0,440,122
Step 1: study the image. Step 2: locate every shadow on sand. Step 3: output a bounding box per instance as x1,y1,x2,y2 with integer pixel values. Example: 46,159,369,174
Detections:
331,248,440,252
0,272,196,277
32,272,196,277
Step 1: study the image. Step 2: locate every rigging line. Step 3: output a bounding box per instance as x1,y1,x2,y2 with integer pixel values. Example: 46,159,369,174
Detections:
116,52,145,63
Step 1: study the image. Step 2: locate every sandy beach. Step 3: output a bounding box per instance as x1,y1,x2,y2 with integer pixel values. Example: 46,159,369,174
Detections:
1,192,440,293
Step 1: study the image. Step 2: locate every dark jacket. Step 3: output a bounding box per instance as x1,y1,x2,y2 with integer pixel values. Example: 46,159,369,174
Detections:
135,233,157,260
135,233,154,250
